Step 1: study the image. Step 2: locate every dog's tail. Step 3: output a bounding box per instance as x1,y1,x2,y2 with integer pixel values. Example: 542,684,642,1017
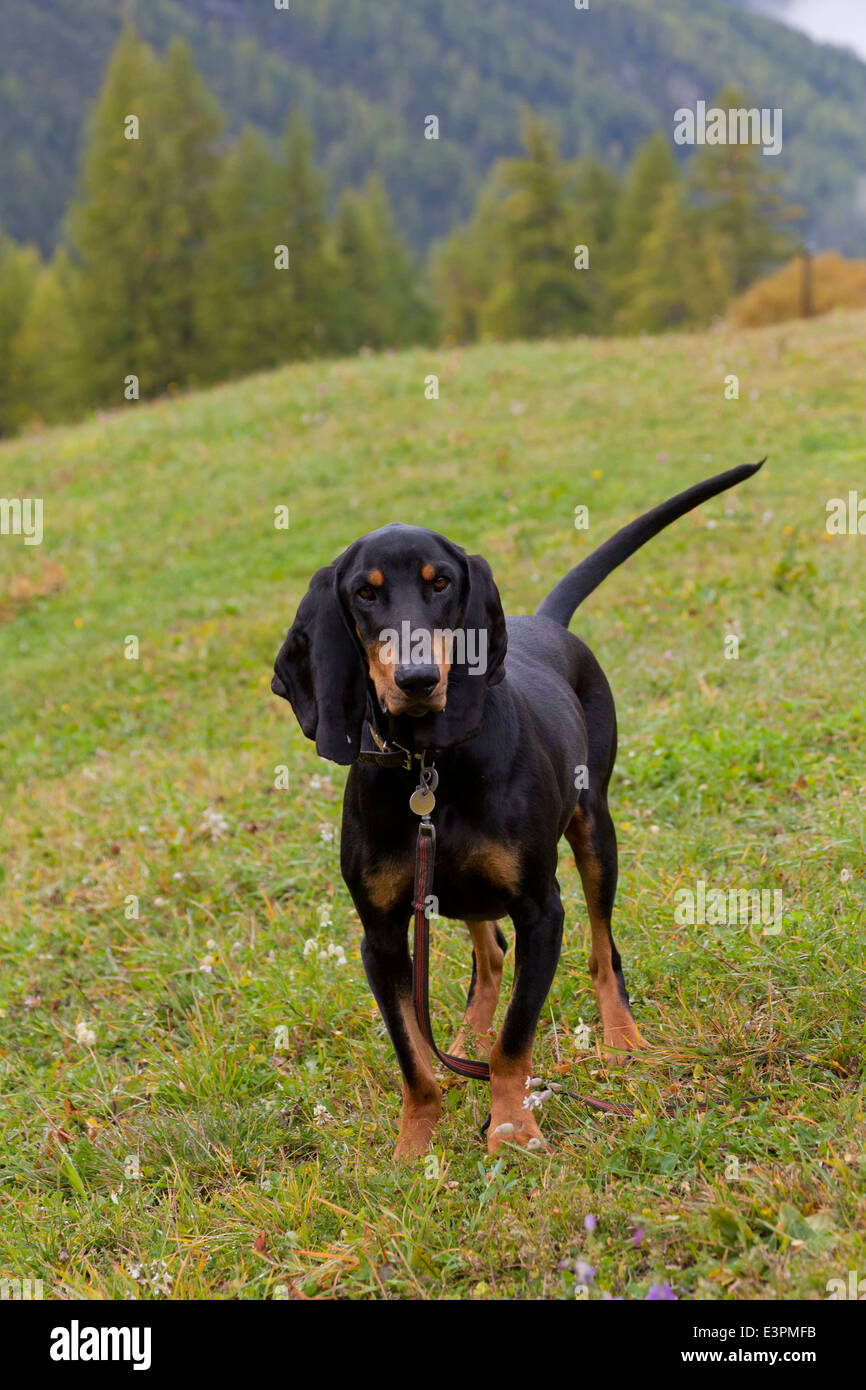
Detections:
535,460,765,628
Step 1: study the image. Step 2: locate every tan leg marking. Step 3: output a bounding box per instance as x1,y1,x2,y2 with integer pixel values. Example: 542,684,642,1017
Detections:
450,921,505,1058
361,859,412,912
459,841,521,894
566,809,643,1051
487,1040,547,1155
393,994,442,1160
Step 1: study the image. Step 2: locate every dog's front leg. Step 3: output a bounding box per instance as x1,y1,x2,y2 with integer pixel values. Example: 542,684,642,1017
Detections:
487,886,564,1154
358,902,442,1160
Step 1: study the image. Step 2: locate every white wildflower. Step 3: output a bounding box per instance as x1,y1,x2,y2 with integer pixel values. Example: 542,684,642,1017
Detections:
199,808,230,840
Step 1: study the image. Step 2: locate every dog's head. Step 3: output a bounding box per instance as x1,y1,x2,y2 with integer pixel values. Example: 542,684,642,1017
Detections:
271,524,507,764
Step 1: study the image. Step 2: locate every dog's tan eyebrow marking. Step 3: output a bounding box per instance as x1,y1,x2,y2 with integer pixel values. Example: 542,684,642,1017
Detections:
367,569,384,587
421,563,436,581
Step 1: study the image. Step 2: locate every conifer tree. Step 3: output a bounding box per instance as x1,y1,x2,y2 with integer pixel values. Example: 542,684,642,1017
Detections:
690,84,798,294
65,26,164,406
429,185,505,344
194,126,286,383
67,27,223,405
333,175,432,352
276,111,335,359
480,110,593,341
619,183,729,334
572,156,621,332
0,225,40,434
609,131,678,319
10,251,83,428
146,37,224,384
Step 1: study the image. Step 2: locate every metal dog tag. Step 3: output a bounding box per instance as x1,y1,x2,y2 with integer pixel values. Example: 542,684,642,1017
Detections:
410,786,436,815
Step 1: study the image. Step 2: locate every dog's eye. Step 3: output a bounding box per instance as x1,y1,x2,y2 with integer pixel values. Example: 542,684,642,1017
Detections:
357,584,377,602
432,576,450,592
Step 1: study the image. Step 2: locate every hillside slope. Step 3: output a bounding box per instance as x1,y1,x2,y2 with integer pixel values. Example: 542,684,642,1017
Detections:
1,0,865,256
0,313,864,1298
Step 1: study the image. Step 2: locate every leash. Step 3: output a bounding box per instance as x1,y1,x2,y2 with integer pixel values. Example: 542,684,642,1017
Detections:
408,757,654,1120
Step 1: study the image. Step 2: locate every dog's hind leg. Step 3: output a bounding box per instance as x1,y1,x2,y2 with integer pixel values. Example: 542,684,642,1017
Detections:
449,921,507,1059
565,799,643,1051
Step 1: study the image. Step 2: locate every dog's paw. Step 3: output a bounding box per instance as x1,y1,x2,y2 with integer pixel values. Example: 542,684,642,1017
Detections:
394,1093,441,1160
486,1109,548,1156
602,1016,647,1052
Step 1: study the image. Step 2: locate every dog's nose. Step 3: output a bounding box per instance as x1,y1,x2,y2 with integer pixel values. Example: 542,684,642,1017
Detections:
394,664,439,697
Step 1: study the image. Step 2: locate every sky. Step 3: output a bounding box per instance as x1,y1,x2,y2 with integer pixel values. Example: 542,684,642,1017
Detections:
747,0,866,60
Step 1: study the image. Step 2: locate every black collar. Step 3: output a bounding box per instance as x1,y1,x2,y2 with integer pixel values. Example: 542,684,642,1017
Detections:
356,721,442,769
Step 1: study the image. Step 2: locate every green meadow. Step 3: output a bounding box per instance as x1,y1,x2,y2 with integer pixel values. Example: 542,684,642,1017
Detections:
0,310,863,1300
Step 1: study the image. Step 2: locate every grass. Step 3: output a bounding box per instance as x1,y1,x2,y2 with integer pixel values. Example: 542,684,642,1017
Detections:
0,309,864,1301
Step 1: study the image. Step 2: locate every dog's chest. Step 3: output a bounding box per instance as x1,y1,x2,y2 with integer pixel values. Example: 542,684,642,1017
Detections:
407,797,524,919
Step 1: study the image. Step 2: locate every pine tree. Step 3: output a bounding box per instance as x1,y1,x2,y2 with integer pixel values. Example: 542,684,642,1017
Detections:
429,185,506,344
333,175,432,352
276,111,335,359
572,156,621,332
609,131,678,320
65,26,164,406
479,110,594,341
11,252,83,428
67,26,223,406
689,85,799,294
0,225,40,435
145,37,224,385
618,184,729,334
194,126,286,383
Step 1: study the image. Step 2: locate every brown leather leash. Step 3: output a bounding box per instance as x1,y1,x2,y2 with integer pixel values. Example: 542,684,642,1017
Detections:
413,813,492,1081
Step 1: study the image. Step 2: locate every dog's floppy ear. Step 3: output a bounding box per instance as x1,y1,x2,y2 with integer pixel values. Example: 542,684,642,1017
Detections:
271,558,366,766
412,549,507,750
462,552,508,687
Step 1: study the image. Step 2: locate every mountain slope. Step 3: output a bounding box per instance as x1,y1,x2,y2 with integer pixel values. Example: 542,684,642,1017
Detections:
1,0,865,257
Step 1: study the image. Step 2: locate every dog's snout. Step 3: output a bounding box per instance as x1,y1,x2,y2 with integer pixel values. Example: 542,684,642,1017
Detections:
394,664,439,697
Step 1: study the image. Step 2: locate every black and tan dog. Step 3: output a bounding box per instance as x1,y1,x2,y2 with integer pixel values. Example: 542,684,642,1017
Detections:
272,462,762,1157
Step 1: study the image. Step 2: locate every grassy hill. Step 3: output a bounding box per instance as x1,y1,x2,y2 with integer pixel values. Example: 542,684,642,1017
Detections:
3,0,866,256
0,313,864,1299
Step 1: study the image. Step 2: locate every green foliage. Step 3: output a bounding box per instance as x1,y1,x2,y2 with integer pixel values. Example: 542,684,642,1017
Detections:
193,127,286,385
0,25,430,427
2,0,866,266
479,113,595,342
66,28,223,405
690,84,800,295
433,115,603,345
333,176,434,353
146,36,225,384
430,188,506,345
619,184,730,334
275,111,344,363
0,18,847,435
0,225,41,435
609,132,678,319
572,156,622,329
8,252,84,428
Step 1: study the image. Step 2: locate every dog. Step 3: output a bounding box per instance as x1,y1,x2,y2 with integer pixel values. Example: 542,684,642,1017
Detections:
272,461,763,1156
